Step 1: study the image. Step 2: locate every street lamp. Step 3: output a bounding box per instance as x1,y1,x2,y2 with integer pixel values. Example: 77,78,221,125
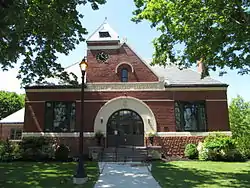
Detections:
73,57,88,184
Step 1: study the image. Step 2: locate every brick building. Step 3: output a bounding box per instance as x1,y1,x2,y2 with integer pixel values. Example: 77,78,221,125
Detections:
0,108,23,140
23,20,230,156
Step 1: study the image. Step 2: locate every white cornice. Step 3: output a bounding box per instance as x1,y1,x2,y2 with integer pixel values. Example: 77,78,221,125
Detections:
87,45,121,50
22,131,232,138
22,132,95,138
25,82,227,93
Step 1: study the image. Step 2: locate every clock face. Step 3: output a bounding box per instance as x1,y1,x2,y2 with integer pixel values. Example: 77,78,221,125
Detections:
96,52,109,63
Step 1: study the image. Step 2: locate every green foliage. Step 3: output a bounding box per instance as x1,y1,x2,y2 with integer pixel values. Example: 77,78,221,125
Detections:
55,144,70,161
132,0,250,76
0,91,25,119
95,130,104,139
0,139,22,162
20,137,54,161
229,96,250,158
198,133,246,162
0,0,106,85
148,132,156,137
184,143,198,159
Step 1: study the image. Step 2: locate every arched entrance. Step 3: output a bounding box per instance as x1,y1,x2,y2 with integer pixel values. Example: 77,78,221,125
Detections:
106,109,144,147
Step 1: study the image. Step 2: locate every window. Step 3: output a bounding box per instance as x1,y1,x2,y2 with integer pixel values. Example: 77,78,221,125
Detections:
10,129,22,140
175,101,207,131
121,68,128,82
99,31,111,38
45,101,76,132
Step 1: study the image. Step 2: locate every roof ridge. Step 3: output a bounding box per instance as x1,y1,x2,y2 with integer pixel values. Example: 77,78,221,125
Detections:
86,18,108,41
122,42,162,81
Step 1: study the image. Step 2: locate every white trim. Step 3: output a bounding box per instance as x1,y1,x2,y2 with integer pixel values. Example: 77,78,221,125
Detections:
22,132,95,138
155,131,232,137
142,99,174,102
87,45,121,50
115,62,134,73
26,99,174,103
21,131,232,138
25,83,227,93
0,123,23,126
94,96,157,134
26,82,166,92
165,87,227,91
26,101,44,103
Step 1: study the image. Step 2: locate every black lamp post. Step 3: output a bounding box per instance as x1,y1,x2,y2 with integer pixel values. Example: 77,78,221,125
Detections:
73,57,88,184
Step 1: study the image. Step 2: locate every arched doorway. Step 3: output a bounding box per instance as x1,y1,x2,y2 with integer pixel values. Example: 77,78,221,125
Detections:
106,109,144,147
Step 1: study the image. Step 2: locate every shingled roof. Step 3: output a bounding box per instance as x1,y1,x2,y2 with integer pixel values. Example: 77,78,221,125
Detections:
148,62,225,87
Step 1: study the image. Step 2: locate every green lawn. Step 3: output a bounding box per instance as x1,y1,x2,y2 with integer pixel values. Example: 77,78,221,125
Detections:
0,161,99,188
152,160,250,188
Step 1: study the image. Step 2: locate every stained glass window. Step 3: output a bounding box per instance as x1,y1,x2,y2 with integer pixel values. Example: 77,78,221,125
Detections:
45,101,76,132
174,101,207,131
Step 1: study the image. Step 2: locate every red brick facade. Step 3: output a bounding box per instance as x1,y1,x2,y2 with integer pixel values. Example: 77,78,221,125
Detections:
0,124,23,140
86,44,158,82
24,90,229,133
22,23,230,156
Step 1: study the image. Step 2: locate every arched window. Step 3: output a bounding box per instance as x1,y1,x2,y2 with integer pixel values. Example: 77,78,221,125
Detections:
121,68,128,82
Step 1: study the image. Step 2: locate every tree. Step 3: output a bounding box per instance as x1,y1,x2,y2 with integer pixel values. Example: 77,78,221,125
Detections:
132,0,250,77
229,95,250,157
0,0,106,85
0,91,25,120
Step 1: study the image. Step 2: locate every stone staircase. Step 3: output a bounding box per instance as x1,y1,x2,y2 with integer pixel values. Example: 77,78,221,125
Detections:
101,147,149,162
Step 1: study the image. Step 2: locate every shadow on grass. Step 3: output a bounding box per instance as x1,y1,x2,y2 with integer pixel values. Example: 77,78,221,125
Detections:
0,161,99,188
152,161,250,188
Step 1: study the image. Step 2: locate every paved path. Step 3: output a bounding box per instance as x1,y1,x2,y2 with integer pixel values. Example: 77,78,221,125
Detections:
94,162,161,188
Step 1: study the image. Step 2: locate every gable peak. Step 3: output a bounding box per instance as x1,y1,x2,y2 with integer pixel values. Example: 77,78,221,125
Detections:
87,19,120,43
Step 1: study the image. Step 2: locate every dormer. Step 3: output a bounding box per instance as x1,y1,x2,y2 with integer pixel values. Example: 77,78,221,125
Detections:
86,18,120,50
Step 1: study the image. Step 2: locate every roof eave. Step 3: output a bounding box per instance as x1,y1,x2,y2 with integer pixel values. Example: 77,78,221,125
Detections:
0,122,23,125
24,84,86,90
164,83,229,88
87,40,120,43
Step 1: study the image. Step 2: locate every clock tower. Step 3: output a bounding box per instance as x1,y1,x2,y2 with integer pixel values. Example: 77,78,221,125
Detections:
85,19,158,83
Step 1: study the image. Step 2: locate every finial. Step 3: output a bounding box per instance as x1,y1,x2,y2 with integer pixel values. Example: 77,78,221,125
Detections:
104,17,107,23
122,37,127,43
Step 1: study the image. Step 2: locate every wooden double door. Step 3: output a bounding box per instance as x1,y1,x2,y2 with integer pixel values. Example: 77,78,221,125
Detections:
106,109,144,147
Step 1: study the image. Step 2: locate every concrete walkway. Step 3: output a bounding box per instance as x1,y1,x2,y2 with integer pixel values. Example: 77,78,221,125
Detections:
94,162,161,188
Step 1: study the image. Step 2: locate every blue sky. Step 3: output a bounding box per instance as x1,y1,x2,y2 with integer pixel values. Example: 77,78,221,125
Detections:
0,0,249,102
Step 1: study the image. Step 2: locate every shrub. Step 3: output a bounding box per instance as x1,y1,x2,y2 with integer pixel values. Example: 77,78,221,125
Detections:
199,133,247,162
55,144,70,161
233,136,250,159
225,149,247,162
20,137,54,161
184,144,198,159
0,139,22,162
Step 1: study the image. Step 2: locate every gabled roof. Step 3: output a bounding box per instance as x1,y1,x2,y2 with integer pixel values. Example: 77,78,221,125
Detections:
87,19,120,43
26,58,226,88
0,108,24,124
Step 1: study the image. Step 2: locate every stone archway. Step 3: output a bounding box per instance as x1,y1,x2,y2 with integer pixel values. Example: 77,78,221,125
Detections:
94,96,157,140
106,109,144,147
